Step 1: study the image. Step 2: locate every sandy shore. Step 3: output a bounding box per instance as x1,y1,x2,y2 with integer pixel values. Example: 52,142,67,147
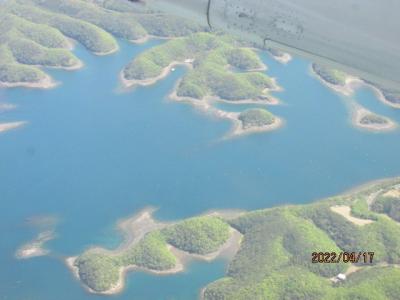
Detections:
350,104,397,132
228,115,284,138
64,37,76,51
383,189,400,198
66,208,243,295
311,67,397,132
120,53,283,137
271,52,292,64
58,59,84,71
168,79,283,138
0,121,27,133
169,78,281,107
340,178,400,200
0,58,82,90
121,60,193,88
311,66,400,109
364,83,400,109
15,230,56,259
170,227,242,263
130,35,150,44
310,66,363,97
0,75,56,89
93,44,119,56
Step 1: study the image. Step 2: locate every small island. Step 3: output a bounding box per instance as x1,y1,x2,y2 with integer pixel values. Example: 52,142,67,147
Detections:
66,178,400,298
15,215,58,259
0,121,26,133
351,105,397,132
232,108,282,136
15,230,56,259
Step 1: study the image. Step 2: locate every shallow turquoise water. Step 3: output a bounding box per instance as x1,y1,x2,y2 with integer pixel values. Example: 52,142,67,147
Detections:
0,40,400,299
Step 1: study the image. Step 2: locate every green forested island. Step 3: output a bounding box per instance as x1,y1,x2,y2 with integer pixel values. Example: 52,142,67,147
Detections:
1,0,283,137
122,32,278,103
121,32,283,136
69,178,400,299
238,109,276,130
0,0,205,87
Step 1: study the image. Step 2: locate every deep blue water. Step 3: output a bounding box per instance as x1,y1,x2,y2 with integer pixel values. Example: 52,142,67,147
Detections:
0,39,400,299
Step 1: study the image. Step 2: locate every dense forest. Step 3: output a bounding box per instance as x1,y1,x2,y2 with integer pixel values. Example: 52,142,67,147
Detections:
0,0,205,86
74,215,231,293
204,178,400,299
238,109,276,129
123,32,277,102
72,178,400,298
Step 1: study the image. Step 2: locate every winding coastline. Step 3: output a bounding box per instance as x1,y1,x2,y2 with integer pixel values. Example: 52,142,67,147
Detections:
121,61,283,138
0,58,84,90
66,208,242,295
310,65,400,109
311,66,398,132
350,104,397,132
0,75,56,89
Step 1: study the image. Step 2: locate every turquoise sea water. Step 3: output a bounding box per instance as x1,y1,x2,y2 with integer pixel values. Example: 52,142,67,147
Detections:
1,39,400,299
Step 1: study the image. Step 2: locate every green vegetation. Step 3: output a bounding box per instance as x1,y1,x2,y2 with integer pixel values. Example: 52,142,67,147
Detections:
359,114,389,126
162,216,231,255
372,192,400,222
0,9,80,85
313,65,400,107
312,63,347,86
123,32,276,101
74,231,176,292
73,215,230,293
29,0,147,41
120,231,176,271
204,178,400,299
0,44,48,84
238,109,276,129
0,0,205,87
8,2,118,54
135,14,206,38
350,197,379,221
8,38,79,68
75,252,120,292
72,178,400,297
0,63,48,84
